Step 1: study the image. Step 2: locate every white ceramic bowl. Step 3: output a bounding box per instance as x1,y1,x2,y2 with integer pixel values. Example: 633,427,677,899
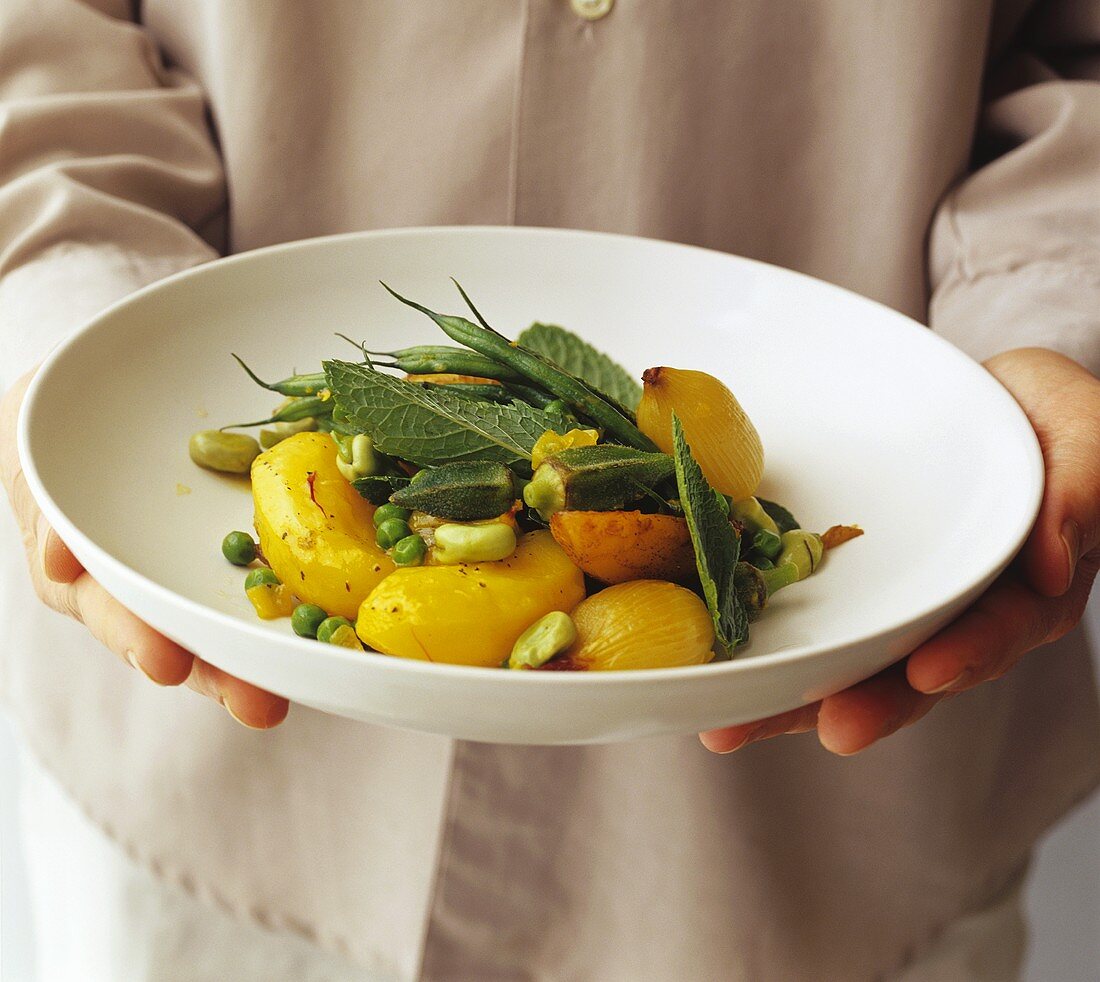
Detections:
18,227,1043,743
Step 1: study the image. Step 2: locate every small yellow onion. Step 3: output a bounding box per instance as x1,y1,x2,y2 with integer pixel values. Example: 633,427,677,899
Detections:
562,580,715,671
636,367,763,501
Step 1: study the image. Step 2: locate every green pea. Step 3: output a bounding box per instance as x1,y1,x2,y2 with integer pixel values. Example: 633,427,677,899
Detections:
317,615,355,644
189,430,261,474
373,503,412,528
392,534,427,567
244,567,280,589
221,531,257,566
291,603,328,638
376,518,412,550
508,611,577,669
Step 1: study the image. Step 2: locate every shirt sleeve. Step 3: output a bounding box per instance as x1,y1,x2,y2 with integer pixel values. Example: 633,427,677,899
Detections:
927,1,1100,375
0,0,226,391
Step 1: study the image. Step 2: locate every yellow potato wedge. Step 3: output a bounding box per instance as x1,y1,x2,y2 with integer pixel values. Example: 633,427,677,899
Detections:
356,530,585,667
252,432,394,620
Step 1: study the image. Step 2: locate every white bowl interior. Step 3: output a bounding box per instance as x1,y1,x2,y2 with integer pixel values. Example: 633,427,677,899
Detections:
19,228,1042,743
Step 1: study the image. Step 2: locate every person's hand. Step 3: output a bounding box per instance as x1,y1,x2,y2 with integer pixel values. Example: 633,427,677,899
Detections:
1,370,289,729
701,347,1100,756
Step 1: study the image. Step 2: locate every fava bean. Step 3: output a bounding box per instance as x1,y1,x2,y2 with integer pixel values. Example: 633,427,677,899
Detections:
508,610,577,669
189,430,261,474
433,522,517,564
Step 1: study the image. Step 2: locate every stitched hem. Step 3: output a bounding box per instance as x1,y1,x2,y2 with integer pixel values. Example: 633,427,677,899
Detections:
2,704,407,980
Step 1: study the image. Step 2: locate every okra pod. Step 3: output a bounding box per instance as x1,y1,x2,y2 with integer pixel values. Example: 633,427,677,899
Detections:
351,474,413,505
390,461,517,521
522,445,674,519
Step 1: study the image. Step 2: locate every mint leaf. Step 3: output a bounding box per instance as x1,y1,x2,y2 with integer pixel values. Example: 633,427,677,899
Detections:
325,360,554,471
672,414,745,650
517,323,642,412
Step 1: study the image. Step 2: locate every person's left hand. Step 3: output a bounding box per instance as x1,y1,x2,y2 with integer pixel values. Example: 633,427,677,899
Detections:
700,347,1100,756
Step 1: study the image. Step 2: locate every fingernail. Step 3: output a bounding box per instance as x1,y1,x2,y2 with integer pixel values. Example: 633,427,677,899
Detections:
223,697,266,730
126,649,167,686
1061,520,1080,590
924,669,969,694
718,725,767,753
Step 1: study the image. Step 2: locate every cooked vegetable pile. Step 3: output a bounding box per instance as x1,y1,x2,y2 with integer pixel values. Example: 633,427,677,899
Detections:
190,282,861,670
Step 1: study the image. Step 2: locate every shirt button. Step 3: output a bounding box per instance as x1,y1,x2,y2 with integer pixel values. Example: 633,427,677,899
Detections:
570,0,613,21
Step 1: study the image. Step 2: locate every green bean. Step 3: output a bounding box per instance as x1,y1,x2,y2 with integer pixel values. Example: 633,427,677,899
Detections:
259,416,319,449
227,395,333,430
189,430,261,473
367,345,526,383
380,284,657,451
233,355,328,396
505,383,559,410
418,382,515,405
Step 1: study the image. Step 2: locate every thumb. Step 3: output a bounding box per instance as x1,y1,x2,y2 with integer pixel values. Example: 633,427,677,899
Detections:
985,349,1100,598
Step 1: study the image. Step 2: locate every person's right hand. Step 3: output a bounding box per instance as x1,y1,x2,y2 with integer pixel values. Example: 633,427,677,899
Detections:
1,370,289,729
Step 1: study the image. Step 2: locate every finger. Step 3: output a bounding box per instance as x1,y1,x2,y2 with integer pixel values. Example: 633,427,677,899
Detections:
70,574,194,686
905,572,1081,695
39,517,84,584
985,350,1100,598
186,657,289,729
818,662,944,756
699,701,820,754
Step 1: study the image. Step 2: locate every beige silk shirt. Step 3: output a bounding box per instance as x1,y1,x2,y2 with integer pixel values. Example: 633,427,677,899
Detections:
2,2,1100,979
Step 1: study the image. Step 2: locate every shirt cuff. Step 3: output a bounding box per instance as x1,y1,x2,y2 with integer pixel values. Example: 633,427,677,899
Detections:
0,239,214,391
929,258,1100,376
